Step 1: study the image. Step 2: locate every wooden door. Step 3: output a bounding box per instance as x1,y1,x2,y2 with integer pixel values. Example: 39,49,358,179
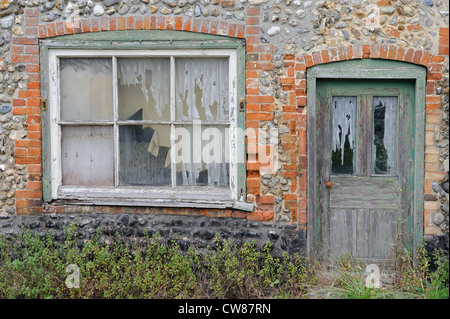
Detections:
315,79,416,263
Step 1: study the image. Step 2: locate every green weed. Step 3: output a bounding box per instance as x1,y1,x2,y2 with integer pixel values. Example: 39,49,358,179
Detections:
0,225,447,299
0,226,316,299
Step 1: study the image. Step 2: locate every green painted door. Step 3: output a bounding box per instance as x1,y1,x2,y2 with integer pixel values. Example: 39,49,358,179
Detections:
316,79,415,263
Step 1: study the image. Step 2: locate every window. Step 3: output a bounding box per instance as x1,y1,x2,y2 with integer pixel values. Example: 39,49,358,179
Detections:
330,94,398,176
42,32,247,209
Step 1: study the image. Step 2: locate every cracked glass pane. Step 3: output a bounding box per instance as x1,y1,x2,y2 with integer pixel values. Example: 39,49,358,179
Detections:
372,96,398,175
331,96,357,175
175,58,229,122
174,125,230,187
119,124,171,186
117,58,170,121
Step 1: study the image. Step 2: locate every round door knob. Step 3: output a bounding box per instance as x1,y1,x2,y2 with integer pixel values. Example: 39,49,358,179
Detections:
326,181,333,188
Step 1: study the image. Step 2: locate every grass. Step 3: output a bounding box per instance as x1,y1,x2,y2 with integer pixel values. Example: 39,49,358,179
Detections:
392,244,449,299
0,225,448,299
310,246,449,300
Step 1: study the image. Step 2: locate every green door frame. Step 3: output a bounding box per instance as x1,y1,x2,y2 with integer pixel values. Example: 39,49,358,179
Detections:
306,59,426,262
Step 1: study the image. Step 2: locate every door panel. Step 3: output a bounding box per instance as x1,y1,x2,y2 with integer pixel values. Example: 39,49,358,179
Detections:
316,79,415,263
330,209,355,258
369,210,397,259
330,176,399,209
329,209,396,261
355,209,370,258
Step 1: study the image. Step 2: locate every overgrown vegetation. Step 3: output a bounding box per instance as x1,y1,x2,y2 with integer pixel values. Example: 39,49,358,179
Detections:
0,225,317,299
0,226,448,299
313,244,449,299
392,243,449,299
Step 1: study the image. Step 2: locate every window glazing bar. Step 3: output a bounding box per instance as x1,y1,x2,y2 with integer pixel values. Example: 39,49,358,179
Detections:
170,55,176,188
58,121,115,125
112,56,120,187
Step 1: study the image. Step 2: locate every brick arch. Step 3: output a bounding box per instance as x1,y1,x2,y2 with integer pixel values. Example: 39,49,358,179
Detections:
294,43,446,109
37,15,247,39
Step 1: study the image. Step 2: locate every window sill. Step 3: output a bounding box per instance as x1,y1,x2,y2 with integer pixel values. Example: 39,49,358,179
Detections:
52,186,254,212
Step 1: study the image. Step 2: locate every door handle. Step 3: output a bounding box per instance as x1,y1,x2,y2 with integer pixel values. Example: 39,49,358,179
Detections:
326,181,333,188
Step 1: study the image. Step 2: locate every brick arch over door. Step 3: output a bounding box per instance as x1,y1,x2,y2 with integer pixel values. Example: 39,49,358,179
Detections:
295,43,446,109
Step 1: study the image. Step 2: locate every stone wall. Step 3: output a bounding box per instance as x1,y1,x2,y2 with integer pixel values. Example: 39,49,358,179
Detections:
0,211,307,256
0,0,449,253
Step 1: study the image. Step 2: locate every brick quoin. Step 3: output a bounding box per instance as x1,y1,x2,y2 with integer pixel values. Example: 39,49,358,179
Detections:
9,12,448,231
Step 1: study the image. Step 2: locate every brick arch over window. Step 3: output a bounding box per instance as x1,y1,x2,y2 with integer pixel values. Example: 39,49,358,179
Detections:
37,15,247,39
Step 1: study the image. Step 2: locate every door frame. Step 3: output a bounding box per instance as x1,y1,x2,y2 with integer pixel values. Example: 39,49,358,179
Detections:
306,59,426,262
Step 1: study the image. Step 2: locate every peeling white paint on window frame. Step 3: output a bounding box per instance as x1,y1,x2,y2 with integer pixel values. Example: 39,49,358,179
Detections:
47,48,244,209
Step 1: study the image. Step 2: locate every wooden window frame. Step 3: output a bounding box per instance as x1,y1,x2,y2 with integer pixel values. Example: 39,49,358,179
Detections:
40,31,251,211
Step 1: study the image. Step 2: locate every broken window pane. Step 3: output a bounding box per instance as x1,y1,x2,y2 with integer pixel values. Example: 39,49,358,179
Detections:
61,126,114,186
57,53,233,193
372,96,398,175
119,124,171,186
118,58,170,121
175,58,229,122
331,96,357,175
60,58,113,121
174,124,230,187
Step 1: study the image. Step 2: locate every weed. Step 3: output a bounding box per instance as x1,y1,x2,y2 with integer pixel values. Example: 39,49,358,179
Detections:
0,226,316,299
394,242,449,299
0,225,447,299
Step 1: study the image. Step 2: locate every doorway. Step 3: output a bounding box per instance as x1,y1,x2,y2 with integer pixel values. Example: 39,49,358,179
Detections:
306,60,426,264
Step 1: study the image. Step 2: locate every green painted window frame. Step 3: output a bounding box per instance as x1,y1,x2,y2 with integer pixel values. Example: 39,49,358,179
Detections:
39,31,250,211
306,59,426,261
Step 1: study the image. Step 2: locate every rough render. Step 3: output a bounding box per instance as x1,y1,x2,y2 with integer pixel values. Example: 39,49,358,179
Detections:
0,0,448,241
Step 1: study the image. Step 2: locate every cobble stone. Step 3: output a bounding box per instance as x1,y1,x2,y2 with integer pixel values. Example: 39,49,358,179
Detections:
0,214,307,256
